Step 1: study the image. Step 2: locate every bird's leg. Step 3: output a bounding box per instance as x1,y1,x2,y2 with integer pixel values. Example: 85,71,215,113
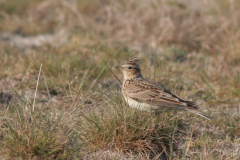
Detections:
154,111,162,116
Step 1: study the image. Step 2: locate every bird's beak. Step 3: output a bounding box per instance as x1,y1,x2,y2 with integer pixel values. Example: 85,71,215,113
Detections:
115,66,123,70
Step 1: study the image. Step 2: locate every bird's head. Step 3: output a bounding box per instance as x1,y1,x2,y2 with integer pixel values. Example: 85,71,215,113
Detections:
115,57,142,79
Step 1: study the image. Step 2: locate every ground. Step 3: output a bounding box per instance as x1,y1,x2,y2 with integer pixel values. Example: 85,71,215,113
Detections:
0,0,240,159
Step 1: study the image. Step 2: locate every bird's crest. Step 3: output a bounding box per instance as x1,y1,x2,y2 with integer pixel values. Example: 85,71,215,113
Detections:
125,57,140,65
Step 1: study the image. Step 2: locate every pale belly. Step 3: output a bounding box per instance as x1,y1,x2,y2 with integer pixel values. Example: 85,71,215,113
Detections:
123,95,170,112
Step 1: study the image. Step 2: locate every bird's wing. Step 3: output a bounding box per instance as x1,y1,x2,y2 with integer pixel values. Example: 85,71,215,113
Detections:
123,79,212,120
124,79,197,110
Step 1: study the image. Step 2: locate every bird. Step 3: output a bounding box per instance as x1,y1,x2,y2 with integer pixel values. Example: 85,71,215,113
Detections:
115,57,212,120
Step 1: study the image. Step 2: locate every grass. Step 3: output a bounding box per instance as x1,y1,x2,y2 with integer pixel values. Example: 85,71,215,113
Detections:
0,0,240,159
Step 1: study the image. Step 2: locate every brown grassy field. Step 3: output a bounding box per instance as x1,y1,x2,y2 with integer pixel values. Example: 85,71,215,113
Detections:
0,0,240,159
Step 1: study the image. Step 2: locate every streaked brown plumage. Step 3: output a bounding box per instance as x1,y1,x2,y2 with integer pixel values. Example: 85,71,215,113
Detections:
116,57,212,120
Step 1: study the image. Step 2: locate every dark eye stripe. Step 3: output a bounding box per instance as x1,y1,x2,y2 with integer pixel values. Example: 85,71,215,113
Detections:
128,66,132,69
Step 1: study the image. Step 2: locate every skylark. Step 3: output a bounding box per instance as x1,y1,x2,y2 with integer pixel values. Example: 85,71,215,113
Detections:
116,57,212,120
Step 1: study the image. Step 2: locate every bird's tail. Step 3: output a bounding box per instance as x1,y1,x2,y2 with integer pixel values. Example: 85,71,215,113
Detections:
185,108,212,120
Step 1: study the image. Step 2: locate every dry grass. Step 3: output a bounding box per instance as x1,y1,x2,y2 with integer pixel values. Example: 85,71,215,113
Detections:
0,0,240,159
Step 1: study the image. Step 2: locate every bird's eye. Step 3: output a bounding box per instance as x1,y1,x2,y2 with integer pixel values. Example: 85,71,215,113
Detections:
128,66,132,69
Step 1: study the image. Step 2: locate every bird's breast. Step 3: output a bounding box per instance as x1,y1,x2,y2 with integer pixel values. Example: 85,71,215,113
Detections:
123,95,166,112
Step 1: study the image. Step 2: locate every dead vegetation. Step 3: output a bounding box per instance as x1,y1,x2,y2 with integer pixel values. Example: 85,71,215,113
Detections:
0,0,240,159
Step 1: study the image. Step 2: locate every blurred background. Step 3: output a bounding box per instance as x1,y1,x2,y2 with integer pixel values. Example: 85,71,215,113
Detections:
1,0,240,52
